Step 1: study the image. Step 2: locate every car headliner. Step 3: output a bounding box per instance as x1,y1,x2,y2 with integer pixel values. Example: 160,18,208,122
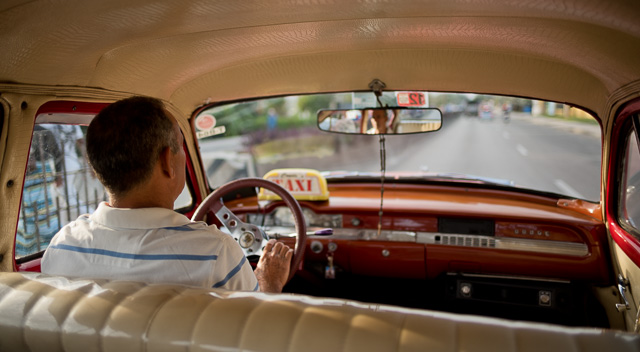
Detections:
0,0,639,125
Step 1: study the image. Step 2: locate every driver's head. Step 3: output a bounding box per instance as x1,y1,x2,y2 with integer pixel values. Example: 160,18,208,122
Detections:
86,96,182,197
371,109,388,133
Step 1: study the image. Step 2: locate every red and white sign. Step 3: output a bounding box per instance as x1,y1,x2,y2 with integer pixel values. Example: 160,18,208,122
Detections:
195,114,216,131
396,92,427,107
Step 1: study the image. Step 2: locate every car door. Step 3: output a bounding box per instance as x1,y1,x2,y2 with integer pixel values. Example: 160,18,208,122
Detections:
607,96,640,332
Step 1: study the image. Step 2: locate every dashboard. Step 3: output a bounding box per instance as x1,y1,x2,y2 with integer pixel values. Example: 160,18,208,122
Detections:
225,182,612,326
232,183,609,282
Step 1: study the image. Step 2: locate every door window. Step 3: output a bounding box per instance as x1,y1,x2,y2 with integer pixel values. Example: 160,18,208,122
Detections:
17,123,104,257
619,117,640,237
16,113,194,259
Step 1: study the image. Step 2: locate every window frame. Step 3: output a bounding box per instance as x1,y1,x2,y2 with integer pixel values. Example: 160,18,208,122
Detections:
617,114,640,239
606,97,640,268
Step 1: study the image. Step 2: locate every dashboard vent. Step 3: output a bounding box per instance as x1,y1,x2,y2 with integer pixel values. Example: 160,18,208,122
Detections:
439,235,496,248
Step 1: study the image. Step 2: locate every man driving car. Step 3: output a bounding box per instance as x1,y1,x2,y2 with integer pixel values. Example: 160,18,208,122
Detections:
41,96,292,293
367,109,390,134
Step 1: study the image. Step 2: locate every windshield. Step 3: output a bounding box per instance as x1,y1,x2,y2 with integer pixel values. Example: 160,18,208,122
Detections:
195,92,601,201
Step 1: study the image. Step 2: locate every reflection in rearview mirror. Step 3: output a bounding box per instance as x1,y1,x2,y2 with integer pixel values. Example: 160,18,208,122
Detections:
317,107,443,135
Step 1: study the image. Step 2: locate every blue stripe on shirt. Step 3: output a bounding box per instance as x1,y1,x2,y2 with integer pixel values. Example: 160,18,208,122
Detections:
48,244,218,261
253,282,260,292
162,225,198,232
212,256,246,288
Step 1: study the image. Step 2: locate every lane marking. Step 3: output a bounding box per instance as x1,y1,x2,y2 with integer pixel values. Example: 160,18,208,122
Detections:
554,179,585,199
516,144,528,156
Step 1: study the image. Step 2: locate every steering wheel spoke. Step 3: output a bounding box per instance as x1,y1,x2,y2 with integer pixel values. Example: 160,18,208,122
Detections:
215,204,266,256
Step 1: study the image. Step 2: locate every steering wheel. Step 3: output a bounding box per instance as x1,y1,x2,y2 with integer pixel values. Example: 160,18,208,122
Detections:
191,178,307,282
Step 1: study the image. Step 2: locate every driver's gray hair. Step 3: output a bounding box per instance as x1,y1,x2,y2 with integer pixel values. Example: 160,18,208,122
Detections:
86,96,179,196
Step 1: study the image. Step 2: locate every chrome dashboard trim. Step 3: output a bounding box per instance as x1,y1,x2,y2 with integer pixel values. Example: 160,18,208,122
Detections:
418,233,589,257
446,272,571,284
267,227,589,257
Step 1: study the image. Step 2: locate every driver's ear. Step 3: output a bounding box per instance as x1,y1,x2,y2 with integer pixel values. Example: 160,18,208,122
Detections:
159,146,175,178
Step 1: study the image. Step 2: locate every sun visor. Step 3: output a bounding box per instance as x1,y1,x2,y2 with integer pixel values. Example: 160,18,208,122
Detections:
259,169,329,201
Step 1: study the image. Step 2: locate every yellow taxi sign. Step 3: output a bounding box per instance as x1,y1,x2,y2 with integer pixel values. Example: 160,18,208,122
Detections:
259,168,329,201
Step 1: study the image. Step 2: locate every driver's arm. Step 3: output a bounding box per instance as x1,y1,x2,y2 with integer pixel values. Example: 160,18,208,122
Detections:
210,234,260,291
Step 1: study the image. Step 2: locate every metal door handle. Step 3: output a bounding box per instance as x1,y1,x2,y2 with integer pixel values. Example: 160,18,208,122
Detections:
616,274,631,312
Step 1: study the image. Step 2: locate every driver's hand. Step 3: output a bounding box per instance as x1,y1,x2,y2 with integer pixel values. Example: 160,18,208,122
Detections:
254,239,293,293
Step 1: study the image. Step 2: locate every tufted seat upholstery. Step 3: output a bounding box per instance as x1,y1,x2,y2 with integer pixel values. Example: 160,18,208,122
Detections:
0,272,638,352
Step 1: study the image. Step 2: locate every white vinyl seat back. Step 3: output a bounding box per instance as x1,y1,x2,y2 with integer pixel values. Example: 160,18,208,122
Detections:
0,272,638,352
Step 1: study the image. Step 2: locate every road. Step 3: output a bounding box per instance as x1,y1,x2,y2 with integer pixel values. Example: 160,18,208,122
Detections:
379,113,602,201
199,113,602,201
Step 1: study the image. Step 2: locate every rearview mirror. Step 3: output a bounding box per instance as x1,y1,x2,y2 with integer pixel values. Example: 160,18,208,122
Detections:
317,107,442,135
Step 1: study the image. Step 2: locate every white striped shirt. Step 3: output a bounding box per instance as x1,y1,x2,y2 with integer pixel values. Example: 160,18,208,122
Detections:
41,202,259,291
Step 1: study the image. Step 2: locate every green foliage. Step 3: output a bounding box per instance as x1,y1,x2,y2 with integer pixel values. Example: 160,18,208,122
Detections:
198,94,352,140
298,94,334,115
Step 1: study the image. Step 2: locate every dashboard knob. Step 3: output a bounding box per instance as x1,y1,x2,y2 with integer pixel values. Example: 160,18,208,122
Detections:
310,240,323,254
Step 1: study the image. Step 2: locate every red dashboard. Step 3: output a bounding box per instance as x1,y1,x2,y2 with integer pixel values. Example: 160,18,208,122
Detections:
227,182,611,285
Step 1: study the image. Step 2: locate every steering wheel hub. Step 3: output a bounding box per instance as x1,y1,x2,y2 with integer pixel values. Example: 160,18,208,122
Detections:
239,232,255,248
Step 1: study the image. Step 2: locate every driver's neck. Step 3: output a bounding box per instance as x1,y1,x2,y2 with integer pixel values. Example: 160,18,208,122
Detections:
108,161,178,210
108,180,175,210
109,194,173,209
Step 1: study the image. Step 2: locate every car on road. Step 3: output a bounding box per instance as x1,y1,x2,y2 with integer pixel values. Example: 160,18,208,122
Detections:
1,1,640,351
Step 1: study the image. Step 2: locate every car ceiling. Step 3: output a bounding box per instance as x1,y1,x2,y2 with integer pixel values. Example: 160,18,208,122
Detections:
1,0,640,122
